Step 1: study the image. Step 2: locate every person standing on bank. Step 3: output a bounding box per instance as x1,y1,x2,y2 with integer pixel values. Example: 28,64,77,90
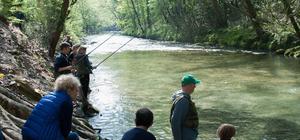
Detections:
54,42,73,78
121,108,156,140
170,74,201,140
22,74,80,140
74,46,98,116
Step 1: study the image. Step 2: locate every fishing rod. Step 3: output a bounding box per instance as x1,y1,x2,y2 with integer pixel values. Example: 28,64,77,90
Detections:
74,33,115,66
94,37,135,69
86,34,115,56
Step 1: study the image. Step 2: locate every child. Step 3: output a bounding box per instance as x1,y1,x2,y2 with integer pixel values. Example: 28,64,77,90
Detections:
217,124,236,140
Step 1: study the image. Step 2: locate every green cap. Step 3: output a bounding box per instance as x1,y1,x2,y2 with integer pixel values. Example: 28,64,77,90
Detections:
181,74,201,86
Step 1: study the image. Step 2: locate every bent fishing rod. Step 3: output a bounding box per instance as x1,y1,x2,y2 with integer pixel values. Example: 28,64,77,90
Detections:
74,33,115,66
94,37,135,69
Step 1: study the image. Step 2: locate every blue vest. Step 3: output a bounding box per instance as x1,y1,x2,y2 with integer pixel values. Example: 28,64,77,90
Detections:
22,90,73,140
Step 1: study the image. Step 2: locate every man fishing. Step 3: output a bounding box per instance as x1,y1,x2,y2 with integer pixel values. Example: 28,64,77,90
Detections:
54,42,73,78
70,34,132,116
74,45,98,116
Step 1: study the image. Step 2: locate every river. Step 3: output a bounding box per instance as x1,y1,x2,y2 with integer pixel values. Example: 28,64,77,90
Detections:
85,33,300,140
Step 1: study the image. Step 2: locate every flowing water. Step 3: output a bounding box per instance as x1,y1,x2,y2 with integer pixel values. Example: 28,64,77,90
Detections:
86,33,300,140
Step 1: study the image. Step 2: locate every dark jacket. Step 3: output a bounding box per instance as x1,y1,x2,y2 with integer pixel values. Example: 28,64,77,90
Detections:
75,54,93,76
68,52,76,64
170,90,199,140
54,53,71,77
121,128,156,140
22,90,73,140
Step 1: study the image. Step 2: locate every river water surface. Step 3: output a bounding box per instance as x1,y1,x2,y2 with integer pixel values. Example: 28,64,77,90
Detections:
86,33,300,140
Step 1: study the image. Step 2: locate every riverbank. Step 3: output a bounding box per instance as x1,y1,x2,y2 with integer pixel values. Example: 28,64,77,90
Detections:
121,25,300,58
0,22,98,139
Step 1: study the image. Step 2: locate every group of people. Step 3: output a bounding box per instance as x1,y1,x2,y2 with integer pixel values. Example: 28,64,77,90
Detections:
121,75,236,140
53,35,97,116
20,35,97,139
5,35,236,140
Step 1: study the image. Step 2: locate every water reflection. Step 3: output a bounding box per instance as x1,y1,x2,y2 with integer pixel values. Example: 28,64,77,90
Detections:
88,66,130,139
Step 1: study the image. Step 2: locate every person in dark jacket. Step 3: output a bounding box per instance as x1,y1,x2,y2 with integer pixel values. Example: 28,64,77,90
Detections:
217,124,236,140
170,74,201,140
54,42,73,78
22,74,81,140
121,108,156,140
74,46,98,116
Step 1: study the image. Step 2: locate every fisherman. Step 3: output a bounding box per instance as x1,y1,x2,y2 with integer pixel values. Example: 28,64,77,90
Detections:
22,74,80,140
54,42,73,78
170,74,201,140
74,46,98,116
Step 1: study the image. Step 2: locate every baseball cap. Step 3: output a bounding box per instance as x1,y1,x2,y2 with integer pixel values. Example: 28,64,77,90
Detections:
181,74,201,86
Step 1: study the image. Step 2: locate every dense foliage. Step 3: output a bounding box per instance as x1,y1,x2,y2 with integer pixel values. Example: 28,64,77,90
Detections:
0,0,115,58
1,0,300,57
112,0,300,56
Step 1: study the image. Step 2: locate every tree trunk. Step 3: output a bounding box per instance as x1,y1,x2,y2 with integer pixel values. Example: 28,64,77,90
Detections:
281,0,300,39
48,0,70,59
0,15,9,25
145,0,151,30
129,0,145,34
212,0,228,28
242,0,265,39
0,92,32,120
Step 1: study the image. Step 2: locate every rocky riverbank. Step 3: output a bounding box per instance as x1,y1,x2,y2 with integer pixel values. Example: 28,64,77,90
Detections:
0,21,98,139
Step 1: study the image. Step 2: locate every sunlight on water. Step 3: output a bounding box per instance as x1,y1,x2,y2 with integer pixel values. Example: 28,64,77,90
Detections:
87,34,300,140
85,33,266,55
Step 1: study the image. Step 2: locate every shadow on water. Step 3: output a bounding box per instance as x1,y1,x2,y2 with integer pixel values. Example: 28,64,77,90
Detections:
176,53,268,73
263,118,300,140
199,108,300,140
176,53,300,79
198,108,256,139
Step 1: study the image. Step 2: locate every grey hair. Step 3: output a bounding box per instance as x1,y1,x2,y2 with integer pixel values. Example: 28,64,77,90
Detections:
54,74,81,91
